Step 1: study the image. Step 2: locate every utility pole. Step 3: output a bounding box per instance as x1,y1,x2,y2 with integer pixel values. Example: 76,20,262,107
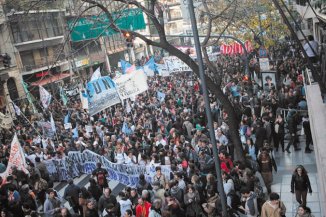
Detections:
187,0,228,216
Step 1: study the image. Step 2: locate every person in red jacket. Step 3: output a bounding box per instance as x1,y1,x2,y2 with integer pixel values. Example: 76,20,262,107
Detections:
219,151,234,173
135,197,151,217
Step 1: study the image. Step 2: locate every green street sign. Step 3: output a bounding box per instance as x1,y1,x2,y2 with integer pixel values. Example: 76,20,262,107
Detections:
68,8,146,42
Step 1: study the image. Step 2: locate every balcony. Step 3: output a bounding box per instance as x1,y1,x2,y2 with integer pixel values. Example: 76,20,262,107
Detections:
20,54,66,74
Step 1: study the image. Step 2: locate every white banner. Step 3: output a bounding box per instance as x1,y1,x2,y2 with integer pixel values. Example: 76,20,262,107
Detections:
39,86,52,109
0,112,12,129
114,70,148,100
0,134,29,178
156,63,170,77
163,56,191,72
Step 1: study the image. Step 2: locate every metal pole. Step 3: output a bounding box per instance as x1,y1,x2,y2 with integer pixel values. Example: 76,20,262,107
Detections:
187,0,228,216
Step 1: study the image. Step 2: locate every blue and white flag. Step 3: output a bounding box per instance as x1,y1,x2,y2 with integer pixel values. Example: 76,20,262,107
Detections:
157,91,166,102
86,76,120,116
64,112,70,124
121,121,132,135
72,125,78,138
143,57,156,76
120,60,135,74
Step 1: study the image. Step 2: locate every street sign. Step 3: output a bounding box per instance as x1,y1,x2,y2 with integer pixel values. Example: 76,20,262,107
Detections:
68,8,146,42
258,46,268,58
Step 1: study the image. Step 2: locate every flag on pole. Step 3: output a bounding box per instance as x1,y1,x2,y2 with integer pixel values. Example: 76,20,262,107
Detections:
120,60,135,74
39,86,52,109
157,91,166,102
143,57,156,76
50,114,56,133
13,103,21,116
23,82,37,113
59,87,68,106
90,67,102,81
0,134,29,178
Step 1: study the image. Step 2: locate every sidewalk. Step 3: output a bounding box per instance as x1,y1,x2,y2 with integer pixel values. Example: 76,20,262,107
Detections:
271,133,323,217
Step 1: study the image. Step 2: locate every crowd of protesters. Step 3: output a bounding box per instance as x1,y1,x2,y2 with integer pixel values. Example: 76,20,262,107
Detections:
0,45,316,217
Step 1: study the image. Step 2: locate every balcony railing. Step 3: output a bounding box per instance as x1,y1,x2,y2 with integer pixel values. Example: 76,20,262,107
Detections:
21,54,65,72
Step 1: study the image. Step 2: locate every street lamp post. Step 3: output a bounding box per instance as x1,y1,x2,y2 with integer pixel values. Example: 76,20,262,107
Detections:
187,0,228,216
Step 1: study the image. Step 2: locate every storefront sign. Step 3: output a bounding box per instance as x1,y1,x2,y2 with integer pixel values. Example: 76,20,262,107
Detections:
75,59,89,68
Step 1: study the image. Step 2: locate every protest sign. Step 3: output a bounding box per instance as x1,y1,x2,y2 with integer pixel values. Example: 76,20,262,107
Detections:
0,134,29,178
64,86,79,96
259,58,270,71
0,112,12,129
163,56,191,73
114,70,148,100
64,123,72,129
86,76,121,116
85,125,93,133
38,121,55,138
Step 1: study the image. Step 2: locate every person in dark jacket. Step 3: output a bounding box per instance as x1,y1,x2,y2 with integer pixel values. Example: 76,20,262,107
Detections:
98,188,118,216
291,165,312,207
63,179,81,214
183,184,203,217
286,111,301,153
88,178,102,202
273,114,285,152
302,116,313,153
254,122,267,155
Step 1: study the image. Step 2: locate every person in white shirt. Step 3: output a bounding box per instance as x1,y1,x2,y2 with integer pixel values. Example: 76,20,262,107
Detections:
124,151,137,165
115,148,126,164
155,134,167,147
304,35,319,63
118,192,132,217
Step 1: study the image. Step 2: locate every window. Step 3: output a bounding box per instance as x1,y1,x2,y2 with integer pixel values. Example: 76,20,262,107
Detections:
20,50,35,70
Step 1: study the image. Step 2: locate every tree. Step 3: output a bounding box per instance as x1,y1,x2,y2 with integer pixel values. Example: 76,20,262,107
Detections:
79,0,250,161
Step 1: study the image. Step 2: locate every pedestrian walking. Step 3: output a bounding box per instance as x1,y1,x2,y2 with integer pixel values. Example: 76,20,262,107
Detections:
291,165,312,207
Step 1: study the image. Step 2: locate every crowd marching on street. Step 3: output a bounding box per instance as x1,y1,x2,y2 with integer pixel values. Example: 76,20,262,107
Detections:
0,43,317,217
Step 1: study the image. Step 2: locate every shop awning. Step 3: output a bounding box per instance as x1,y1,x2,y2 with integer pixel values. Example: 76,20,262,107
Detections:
31,73,71,86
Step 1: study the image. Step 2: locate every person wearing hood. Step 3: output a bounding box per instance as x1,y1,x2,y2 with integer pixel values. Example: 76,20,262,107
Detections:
260,192,286,217
239,187,259,217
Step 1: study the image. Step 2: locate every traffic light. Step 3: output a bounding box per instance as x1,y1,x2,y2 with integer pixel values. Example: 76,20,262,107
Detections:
1,53,11,68
123,32,134,48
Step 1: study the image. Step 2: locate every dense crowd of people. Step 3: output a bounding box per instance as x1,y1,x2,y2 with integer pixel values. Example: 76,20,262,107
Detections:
0,47,317,217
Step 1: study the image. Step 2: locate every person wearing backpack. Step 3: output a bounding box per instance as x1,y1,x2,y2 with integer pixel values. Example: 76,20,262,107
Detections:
92,163,109,190
261,192,286,217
